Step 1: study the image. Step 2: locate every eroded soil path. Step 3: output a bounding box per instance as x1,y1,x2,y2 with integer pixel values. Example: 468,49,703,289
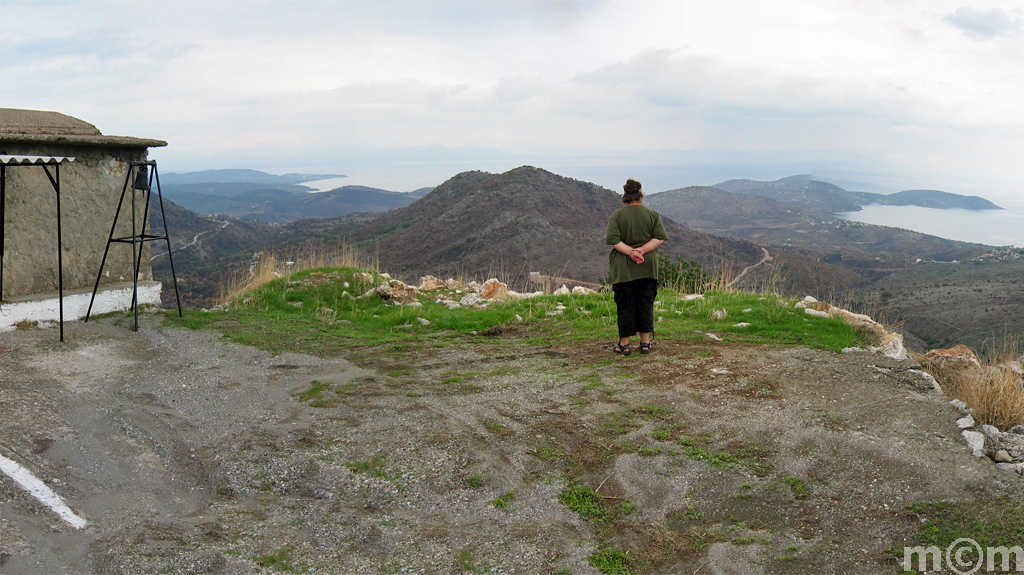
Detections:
2,317,1021,574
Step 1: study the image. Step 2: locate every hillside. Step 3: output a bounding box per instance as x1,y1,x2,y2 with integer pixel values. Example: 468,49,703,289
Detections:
333,166,769,286
149,199,277,308
713,175,863,212
163,184,417,223
163,182,314,198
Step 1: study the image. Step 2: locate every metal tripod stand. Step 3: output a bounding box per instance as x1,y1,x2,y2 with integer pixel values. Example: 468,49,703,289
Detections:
86,160,182,330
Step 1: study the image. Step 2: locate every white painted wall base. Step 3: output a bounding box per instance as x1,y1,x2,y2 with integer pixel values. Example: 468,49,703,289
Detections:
0,281,162,331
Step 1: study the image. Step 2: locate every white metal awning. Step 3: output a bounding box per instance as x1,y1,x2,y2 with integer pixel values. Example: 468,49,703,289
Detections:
0,155,75,165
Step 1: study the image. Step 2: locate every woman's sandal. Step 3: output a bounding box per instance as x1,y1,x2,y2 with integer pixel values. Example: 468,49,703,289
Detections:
639,340,655,354
613,343,632,356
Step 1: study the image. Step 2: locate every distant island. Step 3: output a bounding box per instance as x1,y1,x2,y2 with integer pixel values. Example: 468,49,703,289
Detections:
711,175,1002,212
850,189,1002,210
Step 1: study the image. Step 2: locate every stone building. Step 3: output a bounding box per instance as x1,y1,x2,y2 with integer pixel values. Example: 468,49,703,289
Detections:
1,108,167,331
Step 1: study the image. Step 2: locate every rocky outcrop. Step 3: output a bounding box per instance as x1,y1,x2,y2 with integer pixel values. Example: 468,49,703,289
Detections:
952,400,1024,476
370,275,547,308
796,296,908,360
921,344,981,373
375,279,418,303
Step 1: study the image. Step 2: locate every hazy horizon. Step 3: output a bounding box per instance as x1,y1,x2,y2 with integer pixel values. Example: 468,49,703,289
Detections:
5,1,1024,208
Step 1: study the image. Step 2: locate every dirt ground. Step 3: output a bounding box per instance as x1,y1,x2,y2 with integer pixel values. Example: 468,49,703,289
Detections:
2,315,1022,574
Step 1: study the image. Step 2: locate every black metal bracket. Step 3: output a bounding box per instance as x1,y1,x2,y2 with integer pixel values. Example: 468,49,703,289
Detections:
85,160,182,331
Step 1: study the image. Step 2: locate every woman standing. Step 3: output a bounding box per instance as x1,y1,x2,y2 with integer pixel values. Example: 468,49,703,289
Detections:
606,179,667,355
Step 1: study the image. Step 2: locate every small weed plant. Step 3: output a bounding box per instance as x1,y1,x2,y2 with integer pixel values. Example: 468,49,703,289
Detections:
558,485,607,521
493,491,516,511
588,545,634,575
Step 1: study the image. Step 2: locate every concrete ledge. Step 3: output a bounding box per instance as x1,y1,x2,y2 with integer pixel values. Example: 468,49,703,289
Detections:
0,281,162,331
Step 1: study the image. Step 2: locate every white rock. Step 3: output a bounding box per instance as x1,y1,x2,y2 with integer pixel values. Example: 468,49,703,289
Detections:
681,294,704,301
706,333,722,341
842,347,867,354
572,286,596,295
994,450,1013,463
712,309,728,320
955,415,976,430
950,399,969,413
460,293,483,306
978,424,1001,441
868,333,909,361
417,317,431,326
962,430,987,457
733,322,751,327
553,284,570,296
742,308,753,313
515,314,524,322
907,369,942,394
804,308,829,318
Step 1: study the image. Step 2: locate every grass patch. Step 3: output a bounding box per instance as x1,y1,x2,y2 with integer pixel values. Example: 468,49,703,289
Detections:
679,440,772,476
671,506,705,521
493,491,516,511
530,444,569,462
293,380,336,407
166,267,870,357
252,546,299,572
777,544,800,561
348,454,390,479
454,545,487,574
631,404,672,419
464,474,486,489
651,426,673,441
482,420,512,436
895,500,1024,571
558,485,607,521
780,476,810,499
588,545,634,575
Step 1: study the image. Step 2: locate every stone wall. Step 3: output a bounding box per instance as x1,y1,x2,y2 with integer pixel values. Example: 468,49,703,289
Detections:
2,143,154,299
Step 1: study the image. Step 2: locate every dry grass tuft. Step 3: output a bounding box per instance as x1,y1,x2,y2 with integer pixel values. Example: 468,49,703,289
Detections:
218,244,375,305
945,365,1024,429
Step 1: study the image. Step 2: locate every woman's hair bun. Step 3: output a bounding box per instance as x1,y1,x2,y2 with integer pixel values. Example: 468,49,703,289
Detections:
622,179,643,203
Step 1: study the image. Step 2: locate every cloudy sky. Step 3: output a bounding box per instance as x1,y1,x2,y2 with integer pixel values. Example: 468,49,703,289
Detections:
3,0,1023,199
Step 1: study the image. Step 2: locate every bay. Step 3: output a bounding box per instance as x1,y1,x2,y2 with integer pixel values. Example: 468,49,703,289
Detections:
835,204,1024,248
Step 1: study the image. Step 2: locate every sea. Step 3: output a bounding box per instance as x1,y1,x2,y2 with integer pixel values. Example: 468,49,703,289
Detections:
835,204,1024,248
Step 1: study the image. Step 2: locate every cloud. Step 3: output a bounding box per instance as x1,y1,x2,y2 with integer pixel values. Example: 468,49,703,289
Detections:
943,6,1023,40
